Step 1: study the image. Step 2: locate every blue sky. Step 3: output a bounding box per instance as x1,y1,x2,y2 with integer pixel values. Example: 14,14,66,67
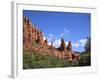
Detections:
23,10,91,52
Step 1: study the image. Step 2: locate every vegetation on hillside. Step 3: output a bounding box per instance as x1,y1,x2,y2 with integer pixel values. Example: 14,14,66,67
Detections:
23,37,91,69
23,52,78,69
79,37,91,66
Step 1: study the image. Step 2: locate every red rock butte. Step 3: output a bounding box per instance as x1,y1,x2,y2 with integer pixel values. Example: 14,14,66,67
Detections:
23,16,80,61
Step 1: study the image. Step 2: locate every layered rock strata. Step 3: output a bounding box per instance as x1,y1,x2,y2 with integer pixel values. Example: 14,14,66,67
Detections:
23,16,80,61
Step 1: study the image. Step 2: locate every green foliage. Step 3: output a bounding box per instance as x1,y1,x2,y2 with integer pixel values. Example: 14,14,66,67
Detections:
78,36,91,66
84,37,91,53
23,36,91,69
23,52,79,69
79,53,91,66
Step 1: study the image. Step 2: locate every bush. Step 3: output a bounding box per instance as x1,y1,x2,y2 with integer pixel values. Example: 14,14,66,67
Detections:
79,53,91,66
23,52,79,69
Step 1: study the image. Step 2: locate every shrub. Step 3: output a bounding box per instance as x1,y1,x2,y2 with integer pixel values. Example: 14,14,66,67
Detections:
23,52,79,69
79,53,91,66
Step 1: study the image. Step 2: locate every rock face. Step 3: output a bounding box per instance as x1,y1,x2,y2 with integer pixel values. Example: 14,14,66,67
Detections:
60,38,67,51
37,31,44,45
23,16,80,61
23,17,44,51
67,41,72,51
23,17,33,51
44,39,48,46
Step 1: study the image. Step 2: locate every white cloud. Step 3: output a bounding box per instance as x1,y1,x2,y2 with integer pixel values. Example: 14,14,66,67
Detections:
72,42,80,48
43,36,46,40
48,34,54,40
59,28,69,38
72,38,87,48
46,31,87,50
47,34,55,42
46,38,61,48
64,28,69,34
47,34,56,46
46,37,87,49
59,33,64,37
48,38,87,49
53,39,61,48
50,39,69,48
65,41,69,46
47,28,69,44
79,39,87,47
48,34,54,37
48,41,51,45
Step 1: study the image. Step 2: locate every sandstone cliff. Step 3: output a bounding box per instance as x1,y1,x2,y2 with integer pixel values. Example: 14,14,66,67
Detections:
23,16,80,61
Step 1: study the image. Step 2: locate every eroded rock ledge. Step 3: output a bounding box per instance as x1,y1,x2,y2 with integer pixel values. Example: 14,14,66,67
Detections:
23,16,80,61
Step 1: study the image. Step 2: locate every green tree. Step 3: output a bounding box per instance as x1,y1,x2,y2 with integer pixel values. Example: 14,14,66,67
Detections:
78,37,91,66
84,37,91,53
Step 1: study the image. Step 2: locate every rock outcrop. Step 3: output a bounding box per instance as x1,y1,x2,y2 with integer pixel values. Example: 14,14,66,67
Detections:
44,39,48,46
60,38,67,51
37,31,44,44
67,41,72,51
23,17,44,50
23,16,80,61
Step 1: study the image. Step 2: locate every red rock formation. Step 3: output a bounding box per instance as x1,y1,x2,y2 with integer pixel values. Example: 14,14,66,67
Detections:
60,38,66,51
39,31,44,44
23,17,33,51
72,53,80,60
44,39,48,46
37,31,44,44
23,17,45,50
49,42,54,49
67,41,72,51
23,16,80,61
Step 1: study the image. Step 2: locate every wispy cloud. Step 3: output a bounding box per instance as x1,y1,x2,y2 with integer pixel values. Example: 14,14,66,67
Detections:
47,28,69,42
47,34,54,41
79,39,87,47
64,28,69,34
50,39,69,48
59,28,69,38
59,33,64,37
72,38,87,48
46,28,69,48
72,42,80,48
53,39,61,48
43,36,46,40
46,28,87,51
47,34,56,45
